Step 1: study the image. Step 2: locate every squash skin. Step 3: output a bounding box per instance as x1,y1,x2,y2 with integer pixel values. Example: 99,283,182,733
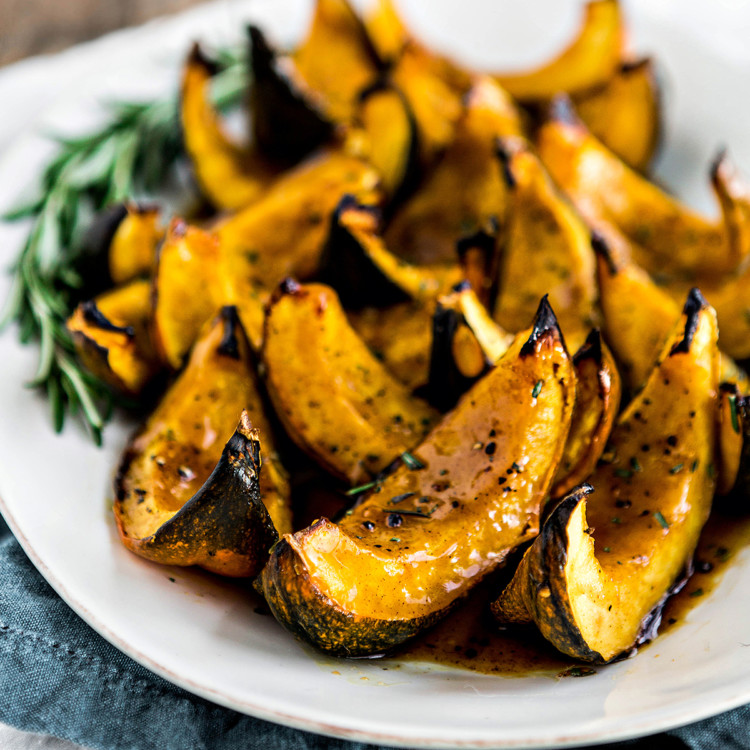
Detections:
574,58,661,173
115,307,291,576
538,97,750,280
550,329,621,499
181,43,278,211
493,291,720,663
249,25,336,165
258,297,575,657
117,412,277,577
427,282,513,410
494,0,624,101
262,280,438,483
67,279,160,396
318,196,461,310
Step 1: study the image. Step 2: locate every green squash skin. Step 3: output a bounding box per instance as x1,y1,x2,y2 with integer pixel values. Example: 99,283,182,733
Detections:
317,197,413,310
248,25,334,165
116,413,279,578
258,522,452,658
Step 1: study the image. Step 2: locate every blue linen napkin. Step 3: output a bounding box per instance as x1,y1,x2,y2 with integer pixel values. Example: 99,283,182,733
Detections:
0,512,747,750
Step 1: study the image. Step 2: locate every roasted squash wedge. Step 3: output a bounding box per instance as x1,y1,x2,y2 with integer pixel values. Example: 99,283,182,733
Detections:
293,0,379,124
67,279,160,396
493,137,597,353
551,329,621,499
249,25,336,165
492,290,720,662
151,219,227,370
356,81,420,203
347,302,434,390
427,282,513,410
318,196,462,309
538,97,750,279
574,58,661,173
363,0,407,65
115,307,291,576
592,228,750,393
386,76,523,265
258,297,576,656
494,0,624,101
214,150,381,348
262,280,438,484
181,43,278,211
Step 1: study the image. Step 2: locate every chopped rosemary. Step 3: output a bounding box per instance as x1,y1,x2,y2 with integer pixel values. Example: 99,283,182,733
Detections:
689,588,704,598
531,380,543,398
630,457,641,472
389,492,415,505
654,511,669,529
0,46,246,442
401,451,425,470
670,463,684,474
346,480,380,496
384,507,432,519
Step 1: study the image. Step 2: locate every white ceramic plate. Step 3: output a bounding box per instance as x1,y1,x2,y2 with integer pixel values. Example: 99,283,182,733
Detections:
2,1,750,747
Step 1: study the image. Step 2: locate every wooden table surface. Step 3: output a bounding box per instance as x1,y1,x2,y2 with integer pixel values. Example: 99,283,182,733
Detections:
0,0,205,66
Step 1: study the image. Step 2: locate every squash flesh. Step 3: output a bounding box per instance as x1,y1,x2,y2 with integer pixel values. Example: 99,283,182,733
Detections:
116,307,290,544
262,282,438,483
494,0,623,100
494,295,720,662
538,105,750,279
386,76,522,265
108,203,161,285
574,59,660,172
181,44,277,211
494,138,597,353
261,301,575,653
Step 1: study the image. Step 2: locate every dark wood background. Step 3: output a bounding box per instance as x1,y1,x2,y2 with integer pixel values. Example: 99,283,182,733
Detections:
0,0,205,66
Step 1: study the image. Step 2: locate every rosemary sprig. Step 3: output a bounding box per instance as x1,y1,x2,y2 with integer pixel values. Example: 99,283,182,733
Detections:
0,46,246,443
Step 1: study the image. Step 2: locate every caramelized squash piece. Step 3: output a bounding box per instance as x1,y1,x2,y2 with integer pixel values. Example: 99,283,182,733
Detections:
215,150,381,348
493,138,597,353
293,0,379,123
347,302,434,390
356,82,420,202
181,43,278,211
364,0,407,65
68,279,160,396
575,58,661,173
493,291,720,662
152,219,227,370
428,282,513,409
495,0,623,101
262,281,438,483
115,307,291,576
391,43,464,166
249,26,336,164
386,77,523,265
258,298,576,656
319,196,462,309
593,229,750,393
538,98,750,279
551,330,621,498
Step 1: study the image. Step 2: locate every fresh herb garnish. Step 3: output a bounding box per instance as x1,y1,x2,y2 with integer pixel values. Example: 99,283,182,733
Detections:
384,507,433,519
654,511,669,529
401,452,425,470
389,492,415,505
689,588,704,598
729,394,740,434
346,480,380,496
0,47,246,442
670,463,684,474
531,380,543,398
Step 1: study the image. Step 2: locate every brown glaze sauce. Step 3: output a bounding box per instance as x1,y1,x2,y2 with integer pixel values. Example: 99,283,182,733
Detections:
387,507,750,676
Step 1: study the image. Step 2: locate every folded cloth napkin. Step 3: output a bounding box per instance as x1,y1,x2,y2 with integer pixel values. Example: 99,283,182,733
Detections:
0,513,747,750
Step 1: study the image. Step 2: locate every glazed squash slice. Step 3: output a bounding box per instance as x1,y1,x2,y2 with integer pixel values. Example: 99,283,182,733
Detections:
262,280,438,484
67,279,160,396
538,97,750,279
115,306,291,577
492,290,720,662
258,297,576,657
181,43,278,211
